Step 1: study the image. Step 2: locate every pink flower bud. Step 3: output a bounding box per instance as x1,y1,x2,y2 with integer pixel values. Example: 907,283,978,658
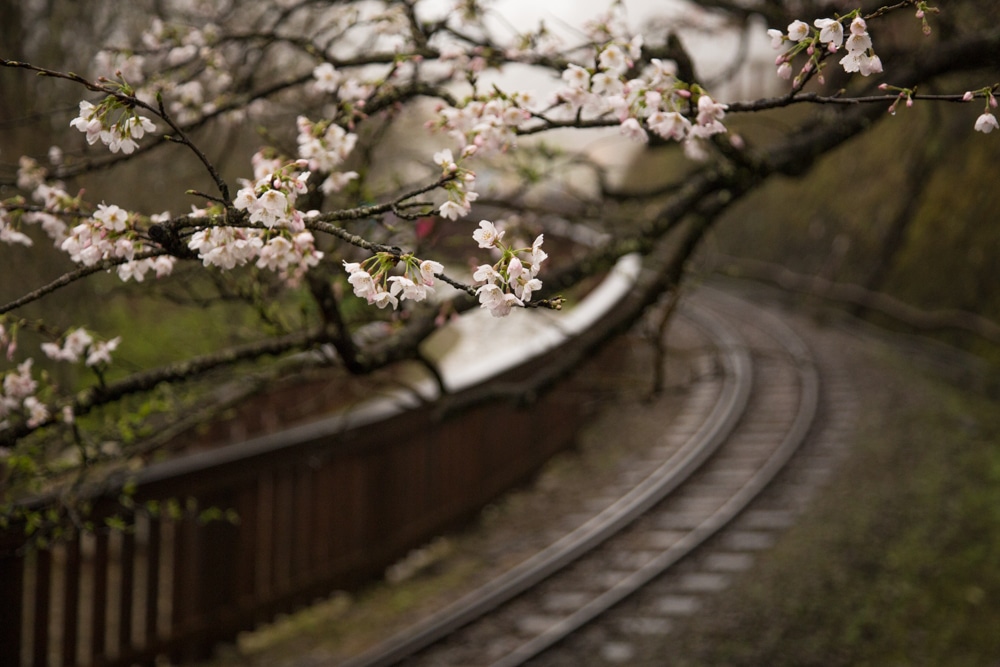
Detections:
991,94,998,108
879,83,889,90
963,91,974,101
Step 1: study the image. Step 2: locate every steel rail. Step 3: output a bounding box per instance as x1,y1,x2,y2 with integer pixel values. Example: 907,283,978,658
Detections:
342,300,755,667
488,288,820,666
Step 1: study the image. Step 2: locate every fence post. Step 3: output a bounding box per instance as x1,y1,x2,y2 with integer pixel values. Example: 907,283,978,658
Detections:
0,533,25,667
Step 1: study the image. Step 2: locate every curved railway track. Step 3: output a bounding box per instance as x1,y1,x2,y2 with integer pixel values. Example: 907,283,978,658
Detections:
341,286,856,667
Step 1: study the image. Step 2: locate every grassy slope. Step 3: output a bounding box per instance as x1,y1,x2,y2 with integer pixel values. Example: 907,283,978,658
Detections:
658,334,1000,666
622,92,1000,664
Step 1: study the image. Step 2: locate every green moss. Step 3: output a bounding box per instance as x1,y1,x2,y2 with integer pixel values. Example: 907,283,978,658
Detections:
664,347,1000,667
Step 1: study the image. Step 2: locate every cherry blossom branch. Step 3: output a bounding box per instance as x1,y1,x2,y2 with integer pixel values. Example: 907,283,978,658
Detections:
152,92,232,203
725,89,988,114
0,250,169,315
1,58,231,200
0,58,125,98
35,71,313,180
0,327,330,448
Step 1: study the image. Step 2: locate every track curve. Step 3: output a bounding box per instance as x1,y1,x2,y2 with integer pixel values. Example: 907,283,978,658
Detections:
534,285,859,666
340,286,829,667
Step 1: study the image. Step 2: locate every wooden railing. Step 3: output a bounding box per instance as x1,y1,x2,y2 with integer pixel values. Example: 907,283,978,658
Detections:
1,252,645,667
1,363,591,667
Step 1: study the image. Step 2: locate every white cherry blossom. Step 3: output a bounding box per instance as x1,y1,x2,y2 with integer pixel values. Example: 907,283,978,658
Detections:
530,235,547,274
472,219,504,248
313,63,342,92
85,337,121,367
371,289,399,310
562,64,591,90
439,199,469,220
598,44,628,75
22,396,49,429
473,264,501,284
975,112,999,133
620,117,648,142
767,28,785,49
388,276,427,302
814,18,844,49
788,20,810,42
419,260,444,285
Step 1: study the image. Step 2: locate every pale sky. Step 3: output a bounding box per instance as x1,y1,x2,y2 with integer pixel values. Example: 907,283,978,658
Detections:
419,0,778,179
424,0,773,89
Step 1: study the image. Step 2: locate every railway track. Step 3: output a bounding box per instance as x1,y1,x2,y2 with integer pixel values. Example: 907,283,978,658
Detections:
342,286,857,667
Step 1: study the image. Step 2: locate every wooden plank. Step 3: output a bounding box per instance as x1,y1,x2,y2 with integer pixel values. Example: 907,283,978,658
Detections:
292,465,312,599
272,471,294,603
118,531,136,656
89,532,109,664
144,517,161,651
61,539,81,667
253,472,274,624
234,485,258,610
32,548,51,667
168,514,200,664
0,544,25,667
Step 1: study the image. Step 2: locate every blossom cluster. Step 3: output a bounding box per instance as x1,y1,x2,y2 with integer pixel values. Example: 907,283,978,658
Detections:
233,162,311,230
0,326,108,432
549,39,728,157
41,328,121,368
70,99,156,155
768,13,882,85
839,18,883,76
7,153,181,281
2,159,78,249
472,220,547,317
132,19,233,125
432,148,479,220
0,359,47,429
60,203,177,282
0,207,32,247
343,255,445,310
191,155,325,284
296,116,360,194
431,93,533,158
312,62,375,104
187,206,322,287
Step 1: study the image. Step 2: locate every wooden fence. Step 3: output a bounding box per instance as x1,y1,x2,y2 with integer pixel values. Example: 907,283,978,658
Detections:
0,352,596,667
0,240,647,667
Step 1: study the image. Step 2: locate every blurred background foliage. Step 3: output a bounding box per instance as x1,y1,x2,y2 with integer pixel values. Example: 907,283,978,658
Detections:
714,97,1000,340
